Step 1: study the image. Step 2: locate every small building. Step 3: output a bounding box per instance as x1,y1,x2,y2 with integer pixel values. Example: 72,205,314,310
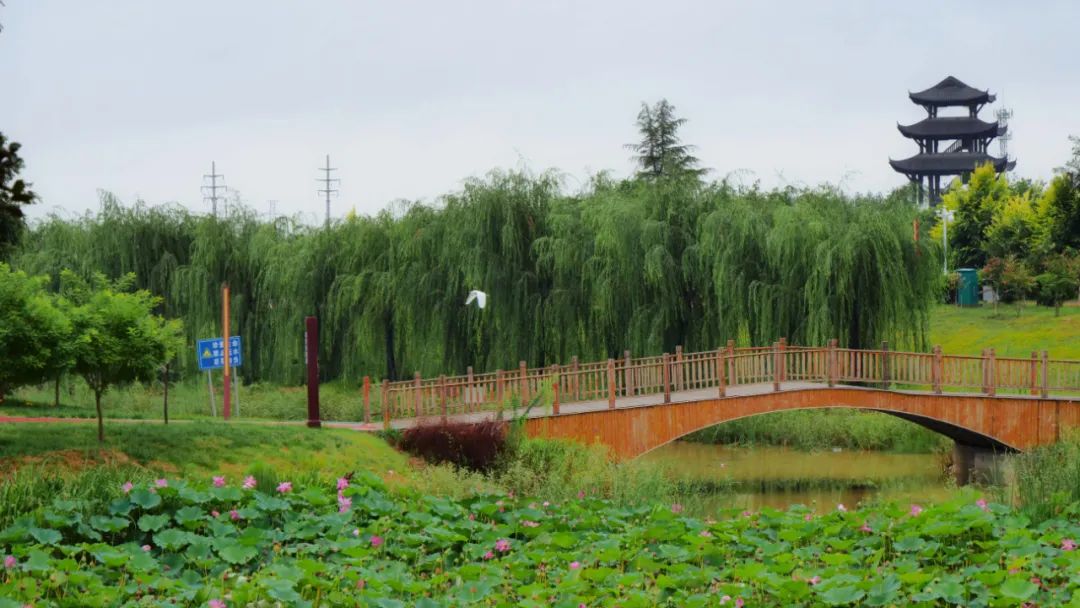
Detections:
890,76,1015,206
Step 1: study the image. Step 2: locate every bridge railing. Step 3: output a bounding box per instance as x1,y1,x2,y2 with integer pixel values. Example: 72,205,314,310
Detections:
360,342,1080,426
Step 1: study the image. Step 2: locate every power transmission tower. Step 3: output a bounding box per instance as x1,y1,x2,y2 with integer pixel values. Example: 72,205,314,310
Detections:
201,161,227,216
996,107,1013,169
317,154,339,226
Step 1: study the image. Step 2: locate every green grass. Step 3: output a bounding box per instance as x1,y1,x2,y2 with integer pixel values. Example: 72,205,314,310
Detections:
930,301,1080,359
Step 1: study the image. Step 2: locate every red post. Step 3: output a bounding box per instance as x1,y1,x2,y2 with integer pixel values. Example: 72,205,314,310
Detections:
304,316,320,428
607,358,616,409
466,366,474,413
624,350,633,396
362,376,371,423
222,284,231,421
726,340,736,387
496,369,505,404
439,375,448,422
552,379,560,415
828,339,838,387
413,371,422,417
932,345,943,395
662,353,671,403
675,346,683,391
381,379,389,430
717,348,726,398
778,337,787,382
519,361,528,403
571,356,580,400
772,341,780,392
881,341,890,389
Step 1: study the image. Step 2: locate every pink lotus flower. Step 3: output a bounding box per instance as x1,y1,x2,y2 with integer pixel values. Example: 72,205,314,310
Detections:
577,490,585,499
976,498,989,511
121,481,133,494
141,544,151,552
242,476,257,490
276,481,292,494
837,503,847,512
212,476,225,488
808,575,821,585
671,503,684,514
909,504,923,517
860,523,873,533
720,597,731,605
468,513,476,521
508,490,515,499
522,520,539,528
154,478,168,489
741,510,752,517
570,561,581,569
352,528,360,537
229,510,240,521
337,477,349,491
338,496,352,513
700,530,712,537
495,538,511,553
208,600,226,608
356,578,366,589
578,604,586,608
483,550,494,560
542,501,550,507
1063,538,1076,551
735,600,744,608
3,555,16,569
803,514,812,521
370,535,384,547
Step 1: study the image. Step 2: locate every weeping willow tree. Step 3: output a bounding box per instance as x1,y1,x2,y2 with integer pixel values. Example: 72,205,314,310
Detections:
13,175,939,384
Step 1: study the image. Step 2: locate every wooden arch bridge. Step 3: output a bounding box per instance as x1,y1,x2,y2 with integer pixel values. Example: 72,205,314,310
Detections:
351,341,1080,480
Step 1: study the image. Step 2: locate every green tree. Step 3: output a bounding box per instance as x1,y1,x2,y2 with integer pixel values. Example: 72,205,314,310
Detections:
1036,175,1080,254
66,272,183,441
626,100,706,180
943,163,1010,268
1036,253,1080,316
985,192,1038,260
0,133,37,261
0,264,70,403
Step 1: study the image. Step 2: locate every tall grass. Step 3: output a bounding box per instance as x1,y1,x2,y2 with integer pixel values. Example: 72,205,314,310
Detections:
1013,434,1080,523
13,176,938,384
0,464,154,528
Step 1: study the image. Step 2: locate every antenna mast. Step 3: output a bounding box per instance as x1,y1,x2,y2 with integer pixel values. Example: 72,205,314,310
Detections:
996,107,1013,170
201,161,226,217
317,154,339,226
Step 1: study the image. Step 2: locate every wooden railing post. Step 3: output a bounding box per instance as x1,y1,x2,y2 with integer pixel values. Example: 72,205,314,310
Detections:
413,371,423,417
717,348,726,398
362,376,371,424
932,345,943,395
552,378,560,415
496,369,505,404
986,348,996,396
772,342,780,392
674,346,684,391
607,358,616,409
828,339,837,387
881,341,890,389
519,361,528,403
1041,350,1049,398
571,356,580,401
726,340,736,387
1030,352,1039,396
778,337,787,382
662,353,671,403
624,350,633,396
980,349,988,393
439,374,448,422
381,379,390,430
466,366,474,413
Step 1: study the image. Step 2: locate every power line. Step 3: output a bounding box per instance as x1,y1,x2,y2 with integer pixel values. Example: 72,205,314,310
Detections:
201,161,226,217
316,154,339,226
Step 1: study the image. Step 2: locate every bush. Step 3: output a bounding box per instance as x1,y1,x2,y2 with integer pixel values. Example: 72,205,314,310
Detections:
398,419,509,471
1013,434,1080,523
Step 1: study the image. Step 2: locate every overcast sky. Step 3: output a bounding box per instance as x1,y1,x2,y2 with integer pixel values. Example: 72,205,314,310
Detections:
2,1,1079,223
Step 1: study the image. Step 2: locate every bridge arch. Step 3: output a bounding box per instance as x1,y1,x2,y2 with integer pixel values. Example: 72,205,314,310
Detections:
524,387,1067,460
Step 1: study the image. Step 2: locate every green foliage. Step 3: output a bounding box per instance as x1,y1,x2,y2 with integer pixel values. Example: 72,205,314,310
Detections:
1037,171,1080,253
981,256,1035,314
62,271,184,440
985,192,1039,260
1,475,1079,605
1013,433,1080,523
13,177,939,383
0,133,36,261
942,163,1010,269
626,99,706,180
1035,253,1080,316
0,264,70,400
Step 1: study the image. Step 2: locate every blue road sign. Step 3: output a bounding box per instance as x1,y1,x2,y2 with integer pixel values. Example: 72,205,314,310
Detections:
197,336,242,371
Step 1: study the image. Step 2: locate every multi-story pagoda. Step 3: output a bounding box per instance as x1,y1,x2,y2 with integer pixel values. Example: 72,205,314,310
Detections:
890,76,1015,206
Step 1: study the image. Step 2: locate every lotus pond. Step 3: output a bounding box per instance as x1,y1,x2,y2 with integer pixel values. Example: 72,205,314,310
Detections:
1,472,1078,607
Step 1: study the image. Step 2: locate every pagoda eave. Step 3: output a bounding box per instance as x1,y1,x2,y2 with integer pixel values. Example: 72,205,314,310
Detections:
889,153,1009,176
896,117,1001,140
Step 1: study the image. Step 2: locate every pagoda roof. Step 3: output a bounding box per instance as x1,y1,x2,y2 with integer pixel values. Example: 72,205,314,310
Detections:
889,152,1010,176
909,76,995,107
898,117,1002,140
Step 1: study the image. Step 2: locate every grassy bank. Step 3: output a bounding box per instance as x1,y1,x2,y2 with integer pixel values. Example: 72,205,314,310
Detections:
930,301,1080,359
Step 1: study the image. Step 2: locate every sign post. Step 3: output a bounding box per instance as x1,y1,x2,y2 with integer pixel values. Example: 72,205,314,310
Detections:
305,316,321,428
222,284,231,421
197,336,242,417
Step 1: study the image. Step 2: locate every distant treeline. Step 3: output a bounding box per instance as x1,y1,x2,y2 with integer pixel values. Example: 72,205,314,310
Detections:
13,173,938,383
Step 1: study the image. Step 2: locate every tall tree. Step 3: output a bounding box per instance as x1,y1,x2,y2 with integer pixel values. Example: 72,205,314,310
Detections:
0,133,37,261
942,163,1010,268
626,100,706,180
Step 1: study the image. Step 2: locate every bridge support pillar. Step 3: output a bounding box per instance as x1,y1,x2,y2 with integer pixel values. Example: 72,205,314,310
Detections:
952,443,1009,486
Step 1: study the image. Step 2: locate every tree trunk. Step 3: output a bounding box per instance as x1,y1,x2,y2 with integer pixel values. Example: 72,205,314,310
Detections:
95,390,104,443
54,375,61,407
384,311,398,381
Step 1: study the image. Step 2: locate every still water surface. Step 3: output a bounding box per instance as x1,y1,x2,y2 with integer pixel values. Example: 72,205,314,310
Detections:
643,442,956,512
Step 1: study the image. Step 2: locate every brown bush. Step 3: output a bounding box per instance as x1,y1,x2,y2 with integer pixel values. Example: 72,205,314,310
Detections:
398,418,509,472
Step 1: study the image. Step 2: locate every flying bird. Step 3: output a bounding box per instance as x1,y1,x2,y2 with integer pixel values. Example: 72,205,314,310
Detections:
465,290,488,310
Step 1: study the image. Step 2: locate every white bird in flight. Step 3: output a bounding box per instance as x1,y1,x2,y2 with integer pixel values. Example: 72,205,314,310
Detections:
465,290,488,310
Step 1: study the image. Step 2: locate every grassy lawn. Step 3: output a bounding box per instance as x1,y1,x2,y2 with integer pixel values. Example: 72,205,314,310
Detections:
929,302,1080,359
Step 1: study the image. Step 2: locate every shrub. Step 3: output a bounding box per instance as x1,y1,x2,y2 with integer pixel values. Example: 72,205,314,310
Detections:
398,419,509,471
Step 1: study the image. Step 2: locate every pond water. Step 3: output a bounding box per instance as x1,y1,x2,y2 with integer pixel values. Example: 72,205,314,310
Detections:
642,442,958,513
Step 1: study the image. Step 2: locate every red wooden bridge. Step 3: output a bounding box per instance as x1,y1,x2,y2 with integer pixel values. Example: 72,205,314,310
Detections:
350,340,1080,477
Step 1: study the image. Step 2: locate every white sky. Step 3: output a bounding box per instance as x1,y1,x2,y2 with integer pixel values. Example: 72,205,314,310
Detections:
2,1,1079,223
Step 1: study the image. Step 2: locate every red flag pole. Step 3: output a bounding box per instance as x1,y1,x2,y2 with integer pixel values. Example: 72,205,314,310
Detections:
222,283,231,421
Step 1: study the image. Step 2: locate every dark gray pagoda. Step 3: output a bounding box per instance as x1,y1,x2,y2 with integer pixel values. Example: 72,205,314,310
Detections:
890,76,1015,206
